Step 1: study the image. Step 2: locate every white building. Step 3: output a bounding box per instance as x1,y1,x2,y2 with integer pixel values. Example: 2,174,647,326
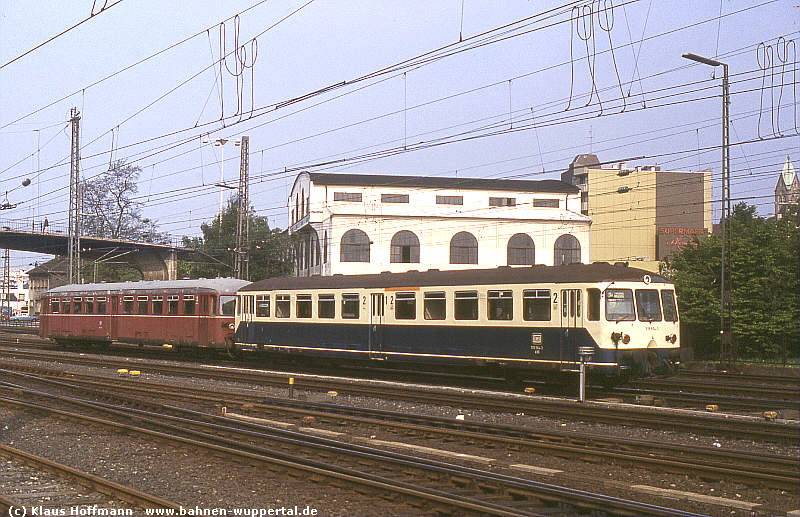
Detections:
1,268,30,316
288,172,591,276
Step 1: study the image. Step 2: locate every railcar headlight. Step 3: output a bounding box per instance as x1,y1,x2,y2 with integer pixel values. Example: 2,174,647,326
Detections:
611,332,622,343
622,334,630,344
670,334,677,344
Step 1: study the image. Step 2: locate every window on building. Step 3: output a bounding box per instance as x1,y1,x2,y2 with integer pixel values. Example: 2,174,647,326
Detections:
390,230,420,263
123,296,134,314
507,233,535,265
167,295,179,315
318,294,335,318
533,198,560,208
151,296,163,315
137,296,148,315
488,290,513,320
554,234,581,265
256,295,270,317
183,295,196,315
436,195,463,205
587,288,601,321
334,192,362,202
454,290,478,320
395,292,416,320
381,193,409,203
661,290,678,322
489,197,515,206
523,290,550,321
323,231,328,264
450,231,478,264
296,294,312,318
276,295,290,318
423,291,446,320
340,229,371,262
96,297,107,314
341,293,360,319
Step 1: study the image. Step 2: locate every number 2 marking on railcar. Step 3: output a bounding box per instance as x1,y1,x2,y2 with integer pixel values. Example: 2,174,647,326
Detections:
552,292,558,304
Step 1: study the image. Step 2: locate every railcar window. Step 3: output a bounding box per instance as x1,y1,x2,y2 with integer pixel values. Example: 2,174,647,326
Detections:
256,295,271,317
200,296,208,315
605,289,635,321
318,294,335,318
454,291,478,320
167,295,179,315
183,295,196,315
488,290,513,320
151,296,163,315
523,290,550,321
575,290,581,318
423,292,446,320
220,296,236,316
97,297,107,314
137,296,149,315
635,290,662,322
341,294,360,319
123,296,134,315
85,297,94,314
62,299,70,314
51,299,59,313
296,294,312,318
661,290,678,322
395,292,416,320
276,295,290,318
73,298,82,314
587,289,600,321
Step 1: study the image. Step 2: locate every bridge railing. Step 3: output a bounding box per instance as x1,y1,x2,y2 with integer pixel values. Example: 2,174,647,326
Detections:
0,219,186,248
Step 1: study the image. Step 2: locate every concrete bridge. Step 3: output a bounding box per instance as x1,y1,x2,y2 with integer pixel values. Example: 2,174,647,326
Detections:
0,222,198,281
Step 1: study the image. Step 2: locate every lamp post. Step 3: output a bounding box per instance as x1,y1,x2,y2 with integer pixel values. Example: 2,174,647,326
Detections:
682,52,732,365
202,137,240,218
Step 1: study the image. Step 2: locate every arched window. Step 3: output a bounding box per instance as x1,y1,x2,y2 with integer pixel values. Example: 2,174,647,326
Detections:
507,233,535,265
310,232,320,267
340,229,370,262
450,231,478,264
390,231,420,263
554,234,581,265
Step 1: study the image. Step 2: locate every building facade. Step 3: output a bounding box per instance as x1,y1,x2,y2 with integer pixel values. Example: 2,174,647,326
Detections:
561,154,712,272
26,257,69,316
775,156,799,219
0,268,30,317
288,173,591,276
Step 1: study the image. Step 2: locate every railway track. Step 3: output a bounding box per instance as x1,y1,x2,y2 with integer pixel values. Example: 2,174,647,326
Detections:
0,443,180,514
0,372,706,517
0,346,797,444
1,365,796,492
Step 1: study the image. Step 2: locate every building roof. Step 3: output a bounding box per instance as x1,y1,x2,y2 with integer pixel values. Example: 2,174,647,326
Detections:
569,154,601,170
26,257,68,277
242,263,668,291
781,156,796,187
46,278,249,295
306,173,578,194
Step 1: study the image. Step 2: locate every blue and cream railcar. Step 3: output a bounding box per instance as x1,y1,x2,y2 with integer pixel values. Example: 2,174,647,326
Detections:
234,263,680,376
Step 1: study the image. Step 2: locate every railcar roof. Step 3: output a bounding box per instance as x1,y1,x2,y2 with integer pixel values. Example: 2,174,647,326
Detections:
241,264,669,291
46,278,250,295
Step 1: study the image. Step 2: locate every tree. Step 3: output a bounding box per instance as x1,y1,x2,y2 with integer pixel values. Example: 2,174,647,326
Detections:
82,159,166,243
179,196,294,281
666,202,799,361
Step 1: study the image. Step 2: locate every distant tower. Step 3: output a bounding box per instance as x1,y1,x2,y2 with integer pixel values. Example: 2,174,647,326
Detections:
775,156,800,219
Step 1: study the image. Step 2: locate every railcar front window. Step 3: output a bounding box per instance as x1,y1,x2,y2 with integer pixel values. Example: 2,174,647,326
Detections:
423,292,446,320
318,294,335,318
454,291,478,320
167,296,179,315
661,289,678,322
151,296,163,315
256,295,271,317
523,290,550,321
635,289,662,322
123,297,134,315
488,290,513,320
605,289,634,321
395,292,416,320
183,295,196,315
297,294,312,318
138,296,149,315
342,294,360,319
220,296,236,316
275,295,290,318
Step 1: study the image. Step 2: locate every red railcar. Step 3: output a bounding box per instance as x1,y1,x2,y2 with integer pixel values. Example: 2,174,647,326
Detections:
39,279,250,350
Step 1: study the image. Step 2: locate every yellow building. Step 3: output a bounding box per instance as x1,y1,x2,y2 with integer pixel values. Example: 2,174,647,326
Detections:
561,154,712,273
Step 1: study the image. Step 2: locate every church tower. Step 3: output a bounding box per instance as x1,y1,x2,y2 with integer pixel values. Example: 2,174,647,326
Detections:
775,156,799,219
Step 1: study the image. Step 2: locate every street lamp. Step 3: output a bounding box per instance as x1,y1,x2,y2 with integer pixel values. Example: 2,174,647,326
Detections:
682,52,732,365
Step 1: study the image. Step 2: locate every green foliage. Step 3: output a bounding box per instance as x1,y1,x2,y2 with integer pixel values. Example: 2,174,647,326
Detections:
666,202,799,361
178,196,294,281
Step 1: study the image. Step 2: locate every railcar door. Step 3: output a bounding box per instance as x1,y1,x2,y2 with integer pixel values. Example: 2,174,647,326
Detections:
559,289,583,368
369,293,384,359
